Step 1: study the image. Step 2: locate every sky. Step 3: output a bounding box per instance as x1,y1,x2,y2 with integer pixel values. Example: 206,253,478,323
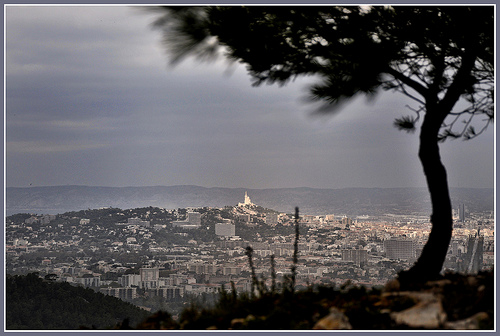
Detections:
5,5,495,190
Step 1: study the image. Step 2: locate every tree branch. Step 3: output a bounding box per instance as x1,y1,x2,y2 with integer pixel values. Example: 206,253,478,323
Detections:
386,67,429,100
439,48,479,114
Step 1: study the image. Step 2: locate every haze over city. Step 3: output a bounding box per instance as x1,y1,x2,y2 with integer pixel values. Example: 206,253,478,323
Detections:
5,5,495,190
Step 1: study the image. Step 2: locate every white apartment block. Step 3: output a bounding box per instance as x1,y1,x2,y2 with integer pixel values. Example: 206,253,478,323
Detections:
101,287,137,300
150,286,184,299
118,274,141,287
139,267,160,289
341,249,368,266
187,262,218,275
215,223,236,236
74,276,100,288
384,238,416,260
222,265,241,275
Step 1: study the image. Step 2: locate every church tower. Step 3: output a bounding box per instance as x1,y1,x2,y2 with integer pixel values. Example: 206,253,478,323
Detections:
244,191,251,205
238,191,254,207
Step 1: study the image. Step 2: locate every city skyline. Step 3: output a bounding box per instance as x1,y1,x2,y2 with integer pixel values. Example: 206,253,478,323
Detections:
6,196,495,328
5,5,495,190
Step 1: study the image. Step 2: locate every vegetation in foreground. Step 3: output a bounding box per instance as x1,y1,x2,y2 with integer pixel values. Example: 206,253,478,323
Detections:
5,263,494,330
127,269,494,330
6,272,150,330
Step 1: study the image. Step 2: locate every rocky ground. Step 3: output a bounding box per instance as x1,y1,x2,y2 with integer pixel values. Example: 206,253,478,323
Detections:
115,269,494,330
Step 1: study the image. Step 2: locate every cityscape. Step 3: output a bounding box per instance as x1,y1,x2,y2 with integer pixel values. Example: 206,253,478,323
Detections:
5,4,495,330
5,191,494,316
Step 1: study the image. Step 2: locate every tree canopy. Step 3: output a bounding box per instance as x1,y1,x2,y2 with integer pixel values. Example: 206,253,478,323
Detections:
152,6,493,139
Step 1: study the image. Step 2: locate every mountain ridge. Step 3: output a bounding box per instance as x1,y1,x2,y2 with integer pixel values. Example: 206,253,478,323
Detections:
6,185,493,217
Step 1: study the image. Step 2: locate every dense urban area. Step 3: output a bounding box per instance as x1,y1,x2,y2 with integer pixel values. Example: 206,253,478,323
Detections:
5,192,494,316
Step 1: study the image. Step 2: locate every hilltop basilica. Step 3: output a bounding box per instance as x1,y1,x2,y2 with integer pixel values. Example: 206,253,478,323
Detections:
238,191,254,207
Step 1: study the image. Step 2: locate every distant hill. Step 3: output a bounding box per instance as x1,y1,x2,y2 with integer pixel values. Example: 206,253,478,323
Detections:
6,185,493,216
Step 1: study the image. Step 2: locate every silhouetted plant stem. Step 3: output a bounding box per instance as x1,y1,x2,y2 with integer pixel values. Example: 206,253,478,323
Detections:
219,283,228,305
259,274,268,295
245,246,258,297
291,206,300,294
230,281,237,302
270,254,276,294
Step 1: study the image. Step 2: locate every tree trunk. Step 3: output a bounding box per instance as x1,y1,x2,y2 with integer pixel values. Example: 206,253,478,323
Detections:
397,43,479,287
398,107,453,285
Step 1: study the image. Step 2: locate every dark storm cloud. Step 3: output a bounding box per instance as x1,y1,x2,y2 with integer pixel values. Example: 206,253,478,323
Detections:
5,5,494,189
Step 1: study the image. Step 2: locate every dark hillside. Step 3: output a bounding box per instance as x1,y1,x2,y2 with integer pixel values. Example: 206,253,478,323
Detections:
6,273,150,330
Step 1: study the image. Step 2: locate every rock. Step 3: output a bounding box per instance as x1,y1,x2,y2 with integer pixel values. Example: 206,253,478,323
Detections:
426,279,452,290
444,312,490,330
466,276,478,287
313,307,352,330
389,292,447,329
230,318,246,329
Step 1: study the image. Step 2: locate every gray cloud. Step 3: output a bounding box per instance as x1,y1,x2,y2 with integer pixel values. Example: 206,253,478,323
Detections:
5,5,494,190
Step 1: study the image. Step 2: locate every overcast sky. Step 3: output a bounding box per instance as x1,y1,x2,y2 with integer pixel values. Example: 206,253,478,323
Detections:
5,5,495,190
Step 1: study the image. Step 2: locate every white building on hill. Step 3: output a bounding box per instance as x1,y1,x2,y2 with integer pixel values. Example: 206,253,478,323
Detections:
238,191,254,207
